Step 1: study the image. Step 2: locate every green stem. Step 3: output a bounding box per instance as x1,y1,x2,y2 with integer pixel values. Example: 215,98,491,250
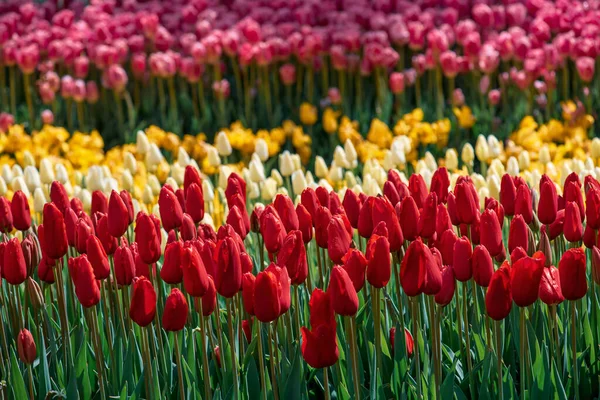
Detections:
412,298,422,399
174,333,185,400
571,301,579,400
226,298,239,400
257,322,268,400
496,320,503,400
323,367,331,400
23,74,34,130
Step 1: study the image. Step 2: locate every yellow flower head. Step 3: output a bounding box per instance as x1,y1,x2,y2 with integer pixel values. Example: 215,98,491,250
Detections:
453,106,476,129
299,103,318,126
367,119,393,149
322,107,340,134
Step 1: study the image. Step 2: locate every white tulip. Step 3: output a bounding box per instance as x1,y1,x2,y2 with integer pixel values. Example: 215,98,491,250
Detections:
218,165,233,189
22,150,35,167
255,138,269,162
145,143,164,167
333,146,349,169
136,130,150,155
445,149,458,171
39,159,55,184
142,185,154,204
279,151,295,177
248,182,260,199
315,156,328,179
344,140,357,165
148,175,162,195
33,188,46,213
12,164,23,178
506,156,519,176
424,152,437,171
271,169,283,187
475,135,489,162
461,143,475,165
518,151,530,171
165,177,178,191
12,177,30,198
1,165,12,183
56,163,69,184
177,147,191,167
79,189,92,211
249,158,265,182
487,175,501,200
592,137,600,159
24,166,41,191
122,170,134,192
317,179,333,193
171,163,185,185
305,171,315,186
261,177,278,201
124,152,137,174
215,131,232,156
207,146,221,167
344,171,357,188
539,146,551,165
292,170,307,195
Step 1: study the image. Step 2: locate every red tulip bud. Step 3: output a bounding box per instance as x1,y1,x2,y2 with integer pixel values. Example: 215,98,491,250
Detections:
17,329,36,364
328,265,359,316
11,190,31,231
486,261,512,320
558,248,587,301
163,288,188,331
129,276,157,327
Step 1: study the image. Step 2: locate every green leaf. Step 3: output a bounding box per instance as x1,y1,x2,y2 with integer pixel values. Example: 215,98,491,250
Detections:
282,347,303,400
441,369,455,399
10,351,28,399
37,324,52,397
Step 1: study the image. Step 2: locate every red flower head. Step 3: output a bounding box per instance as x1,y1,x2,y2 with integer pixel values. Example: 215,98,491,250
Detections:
91,190,108,216
50,181,70,216
159,186,184,232
511,251,546,307
301,289,338,368
86,235,110,280
75,218,93,254
181,214,198,241
278,230,308,285
397,196,420,241
434,265,456,306
586,188,600,230
539,266,564,305
486,261,512,320
185,183,205,224
328,265,359,316
357,196,375,239
371,197,403,251
96,214,117,255
408,174,427,209
296,204,313,244
593,246,600,286
0,197,13,233
400,239,431,296
114,244,135,286
564,201,583,243
484,197,505,228
199,276,217,316
383,181,400,207
42,203,68,260
215,236,243,298
436,229,457,266
119,190,135,224
135,213,161,264
107,190,130,238
327,214,352,264
436,204,453,237
342,248,367,292
454,180,479,225
183,165,203,194
508,214,528,254
225,173,246,207
274,194,299,233
11,190,31,231
480,209,503,257
424,248,443,295
129,276,157,327
3,238,27,285
314,205,332,249
390,327,414,357
558,248,587,301
69,255,101,308
242,272,256,315
430,167,450,204
453,236,473,282
161,240,183,284
17,329,36,364
515,184,533,224
316,187,330,209
538,175,557,225
163,288,188,331
366,234,391,289
301,187,319,221
259,205,286,254
182,245,210,297
265,263,291,315
500,174,517,216
472,245,493,287
254,269,281,323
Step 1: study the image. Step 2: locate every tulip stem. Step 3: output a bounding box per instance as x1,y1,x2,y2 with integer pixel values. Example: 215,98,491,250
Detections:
214,305,226,371
91,308,107,400
267,323,280,400
294,286,302,341
393,255,405,332
495,320,503,400
53,259,72,369
226,298,239,400
23,73,35,130
519,307,526,399
347,316,361,398
174,332,185,400
141,327,153,400
571,301,579,400
316,246,324,288
323,367,331,400
197,302,212,400
256,322,267,400
411,298,422,399
428,297,440,399
462,283,475,400
28,363,34,399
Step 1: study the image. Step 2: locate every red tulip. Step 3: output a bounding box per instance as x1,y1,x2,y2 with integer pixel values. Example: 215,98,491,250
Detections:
161,241,183,284
314,205,333,249
357,197,375,238
558,248,587,301
400,239,430,296
484,198,505,228
129,276,157,327
453,236,473,282
21,235,40,277
38,255,56,284
242,272,256,315
383,181,400,207
328,265,359,316
75,218,93,254
96,214,117,255
366,234,391,288
64,208,77,247
225,173,247,207
546,209,565,241
265,263,291,315
301,187,319,220
182,245,210,297
435,204,453,237
240,251,253,274
455,180,479,225
70,198,84,216
69,255,101,308
539,266,564,305
278,230,308,285
17,329,36,364
408,174,427,209
424,248,443,295
198,240,216,278
274,194,299,233
215,236,243,298
372,197,403,251
397,196,420,241
114,244,135,286
86,235,110,280
447,192,460,226
486,261,512,320
436,229,457,266
11,191,30,231
564,201,583,242
254,269,281,323
259,205,286,254
500,174,517,216
508,214,528,254
242,319,252,343
228,193,250,237
0,197,13,233
107,190,129,238
163,288,188,331
119,190,135,224
200,276,217,316
227,205,248,239
183,165,202,194
472,245,493,287
42,203,68,260
327,215,352,264
342,248,367,292
564,180,584,222
480,209,503,257
3,238,27,285
49,181,70,216
435,265,455,306
159,186,184,232
390,327,414,357
342,189,361,228
301,289,338,369
586,188,600,230
181,214,197,241
296,204,313,244
511,251,546,307
135,213,161,264
316,187,330,209
185,183,205,224
430,167,450,204
538,175,557,225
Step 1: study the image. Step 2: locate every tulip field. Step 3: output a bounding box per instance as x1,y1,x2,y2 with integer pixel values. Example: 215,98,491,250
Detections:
3,1,600,400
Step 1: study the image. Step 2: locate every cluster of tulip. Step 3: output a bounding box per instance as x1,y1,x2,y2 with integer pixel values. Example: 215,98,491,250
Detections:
1,149,600,399
2,0,600,144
